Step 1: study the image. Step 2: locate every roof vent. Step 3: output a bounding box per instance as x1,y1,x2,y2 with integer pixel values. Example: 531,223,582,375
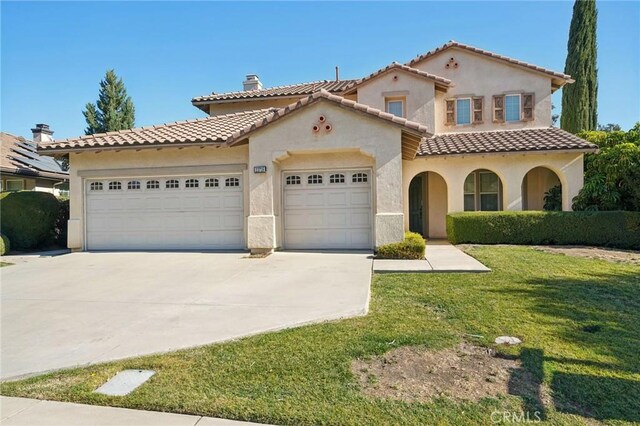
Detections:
243,74,263,91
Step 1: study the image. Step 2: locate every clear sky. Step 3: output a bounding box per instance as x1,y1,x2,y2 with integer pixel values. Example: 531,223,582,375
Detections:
2,1,638,140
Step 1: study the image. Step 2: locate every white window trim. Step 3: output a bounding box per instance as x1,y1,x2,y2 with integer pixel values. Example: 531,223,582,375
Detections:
505,94,522,122
385,98,405,118
455,97,472,126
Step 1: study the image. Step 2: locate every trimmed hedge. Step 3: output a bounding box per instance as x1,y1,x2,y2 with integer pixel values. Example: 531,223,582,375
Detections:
377,232,426,259
0,191,61,250
447,211,640,250
0,233,9,255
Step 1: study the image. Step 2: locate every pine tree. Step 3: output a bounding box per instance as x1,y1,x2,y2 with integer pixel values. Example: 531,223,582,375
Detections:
83,70,135,135
561,0,598,133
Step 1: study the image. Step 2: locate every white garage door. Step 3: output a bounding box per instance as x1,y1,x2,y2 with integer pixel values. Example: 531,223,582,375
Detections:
85,174,244,250
283,170,373,250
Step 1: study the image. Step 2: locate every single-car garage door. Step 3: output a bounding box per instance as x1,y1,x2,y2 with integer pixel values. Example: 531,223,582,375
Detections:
85,174,244,250
283,169,372,250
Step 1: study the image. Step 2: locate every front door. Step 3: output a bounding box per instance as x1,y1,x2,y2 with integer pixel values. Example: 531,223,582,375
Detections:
409,175,423,235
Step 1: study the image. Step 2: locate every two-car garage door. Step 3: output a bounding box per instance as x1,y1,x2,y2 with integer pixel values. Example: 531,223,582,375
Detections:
85,174,244,250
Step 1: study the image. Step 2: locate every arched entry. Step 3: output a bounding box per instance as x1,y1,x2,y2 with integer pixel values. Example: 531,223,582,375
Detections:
522,167,562,210
408,172,448,238
463,169,503,211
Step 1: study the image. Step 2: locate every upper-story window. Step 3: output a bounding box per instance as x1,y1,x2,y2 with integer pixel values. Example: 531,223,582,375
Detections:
505,95,521,122
385,98,405,118
493,93,534,123
446,97,484,126
456,98,471,125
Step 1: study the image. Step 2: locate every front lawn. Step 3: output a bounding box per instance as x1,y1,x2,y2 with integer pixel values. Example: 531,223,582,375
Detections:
2,247,638,425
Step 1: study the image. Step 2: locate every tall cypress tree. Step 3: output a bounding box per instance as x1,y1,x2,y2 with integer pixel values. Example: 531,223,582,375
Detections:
83,69,135,135
561,0,598,133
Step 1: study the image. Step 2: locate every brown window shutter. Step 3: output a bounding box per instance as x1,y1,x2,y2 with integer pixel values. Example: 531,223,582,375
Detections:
522,93,534,121
473,97,484,124
445,99,455,125
493,95,505,123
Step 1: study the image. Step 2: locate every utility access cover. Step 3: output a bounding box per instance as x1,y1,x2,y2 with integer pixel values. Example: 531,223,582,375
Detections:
94,369,155,396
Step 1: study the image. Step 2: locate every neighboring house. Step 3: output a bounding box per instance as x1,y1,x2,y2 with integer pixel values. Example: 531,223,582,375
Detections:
1,124,68,195
38,41,596,252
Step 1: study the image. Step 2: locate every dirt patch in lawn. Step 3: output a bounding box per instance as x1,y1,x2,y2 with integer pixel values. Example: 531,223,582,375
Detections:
533,246,640,265
352,344,535,403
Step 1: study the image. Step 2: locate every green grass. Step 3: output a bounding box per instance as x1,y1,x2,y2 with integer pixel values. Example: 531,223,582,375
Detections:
2,247,639,425
0,261,13,267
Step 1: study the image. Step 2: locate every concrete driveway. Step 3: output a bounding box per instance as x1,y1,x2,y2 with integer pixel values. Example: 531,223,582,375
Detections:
0,251,372,381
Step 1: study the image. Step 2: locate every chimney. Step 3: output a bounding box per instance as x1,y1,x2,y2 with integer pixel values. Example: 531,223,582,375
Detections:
31,123,54,143
335,66,340,81
243,74,263,91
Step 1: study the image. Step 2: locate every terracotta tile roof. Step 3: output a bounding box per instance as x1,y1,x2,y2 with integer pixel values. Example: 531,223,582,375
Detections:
1,132,68,179
418,127,597,156
407,40,573,83
192,79,357,104
343,62,451,94
225,89,431,147
38,109,275,153
39,90,431,154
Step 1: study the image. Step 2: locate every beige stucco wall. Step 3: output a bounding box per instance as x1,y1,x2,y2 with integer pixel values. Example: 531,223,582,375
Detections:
247,101,404,250
523,166,562,210
356,72,436,133
67,146,249,250
412,48,553,134
426,172,448,238
402,151,584,232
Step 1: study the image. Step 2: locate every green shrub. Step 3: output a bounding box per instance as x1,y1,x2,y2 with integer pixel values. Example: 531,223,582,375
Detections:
377,232,426,259
0,191,61,250
54,198,70,246
0,233,9,255
447,211,640,250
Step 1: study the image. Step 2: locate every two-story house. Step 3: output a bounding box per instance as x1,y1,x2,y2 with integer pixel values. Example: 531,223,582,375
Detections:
39,41,596,252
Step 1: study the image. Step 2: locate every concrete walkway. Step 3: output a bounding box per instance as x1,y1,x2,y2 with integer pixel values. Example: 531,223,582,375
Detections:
373,240,490,273
0,396,265,425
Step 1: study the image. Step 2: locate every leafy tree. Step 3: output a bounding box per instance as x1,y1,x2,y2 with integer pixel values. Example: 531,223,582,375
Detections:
573,123,640,211
561,0,598,133
83,69,135,135
552,103,559,126
597,123,621,132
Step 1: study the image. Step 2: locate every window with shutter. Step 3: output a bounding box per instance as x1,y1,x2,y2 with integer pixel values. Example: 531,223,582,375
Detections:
445,99,455,125
522,93,534,121
473,97,484,124
493,95,505,123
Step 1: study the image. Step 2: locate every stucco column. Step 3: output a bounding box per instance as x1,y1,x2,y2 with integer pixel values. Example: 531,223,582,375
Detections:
372,143,405,248
246,155,277,252
446,173,465,213
561,153,584,211
503,177,524,211
67,156,83,250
